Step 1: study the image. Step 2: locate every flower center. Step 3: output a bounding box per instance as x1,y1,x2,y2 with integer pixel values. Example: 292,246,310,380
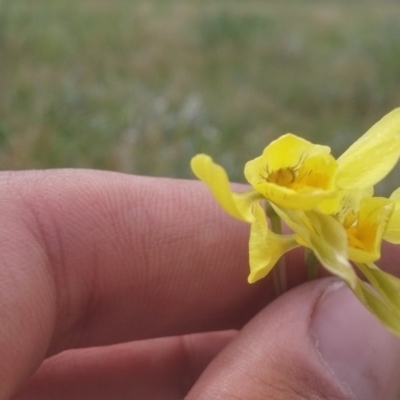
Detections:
267,167,296,187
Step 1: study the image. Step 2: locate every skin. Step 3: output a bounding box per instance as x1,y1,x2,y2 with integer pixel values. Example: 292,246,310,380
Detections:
0,170,399,399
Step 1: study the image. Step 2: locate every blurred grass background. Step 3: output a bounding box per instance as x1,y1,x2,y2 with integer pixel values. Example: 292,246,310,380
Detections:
1,0,400,193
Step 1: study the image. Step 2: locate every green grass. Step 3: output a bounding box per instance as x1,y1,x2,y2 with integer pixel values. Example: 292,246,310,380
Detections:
1,0,400,193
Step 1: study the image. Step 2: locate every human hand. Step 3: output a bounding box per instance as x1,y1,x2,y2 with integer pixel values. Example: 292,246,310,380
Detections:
2,170,400,399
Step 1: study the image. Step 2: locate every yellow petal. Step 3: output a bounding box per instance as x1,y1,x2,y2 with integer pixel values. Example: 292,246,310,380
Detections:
244,134,338,210
304,211,357,287
356,262,400,313
191,154,261,222
352,279,400,338
384,187,400,243
337,108,400,190
247,134,331,172
318,187,374,216
248,203,298,283
271,205,358,288
347,197,394,262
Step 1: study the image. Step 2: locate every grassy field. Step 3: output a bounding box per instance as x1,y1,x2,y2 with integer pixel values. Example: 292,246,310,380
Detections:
1,0,400,193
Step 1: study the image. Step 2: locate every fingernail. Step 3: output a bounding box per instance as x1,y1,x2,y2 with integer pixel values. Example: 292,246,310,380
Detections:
310,281,400,400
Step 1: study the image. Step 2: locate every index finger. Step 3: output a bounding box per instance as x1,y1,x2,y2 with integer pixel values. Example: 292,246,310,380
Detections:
0,170,279,357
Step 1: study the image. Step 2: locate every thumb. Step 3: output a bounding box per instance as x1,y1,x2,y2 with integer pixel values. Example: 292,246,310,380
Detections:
186,278,400,400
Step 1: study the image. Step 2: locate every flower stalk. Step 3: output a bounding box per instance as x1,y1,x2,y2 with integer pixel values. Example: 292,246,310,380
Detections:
305,247,320,281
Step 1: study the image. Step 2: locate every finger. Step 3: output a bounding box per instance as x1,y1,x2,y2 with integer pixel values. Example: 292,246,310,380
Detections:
0,170,276,397
186,278,400,400
13,331,236,400
0,170,305,352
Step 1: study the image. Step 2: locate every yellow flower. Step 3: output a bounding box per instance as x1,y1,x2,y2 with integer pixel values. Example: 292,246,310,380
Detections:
244,134,338,210
191,108,400,336
272,201,400,337
319,191,395,262
271,134,400,338
284,107,400,272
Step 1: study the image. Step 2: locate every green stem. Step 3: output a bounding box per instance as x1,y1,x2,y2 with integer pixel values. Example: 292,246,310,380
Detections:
266,204,287,296
305,247,319,280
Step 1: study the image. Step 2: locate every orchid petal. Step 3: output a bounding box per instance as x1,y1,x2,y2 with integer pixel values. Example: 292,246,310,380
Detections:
356,262,400,313
271,205,357,288
318,187,374,216
347,197,394,262
191,154,261,222
337,108,400,190
352,279,400,338
248,203,298,283
384,187,400,243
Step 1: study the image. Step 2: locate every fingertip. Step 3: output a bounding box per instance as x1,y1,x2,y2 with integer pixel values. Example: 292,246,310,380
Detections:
186,278,351,399
311,282,400,400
